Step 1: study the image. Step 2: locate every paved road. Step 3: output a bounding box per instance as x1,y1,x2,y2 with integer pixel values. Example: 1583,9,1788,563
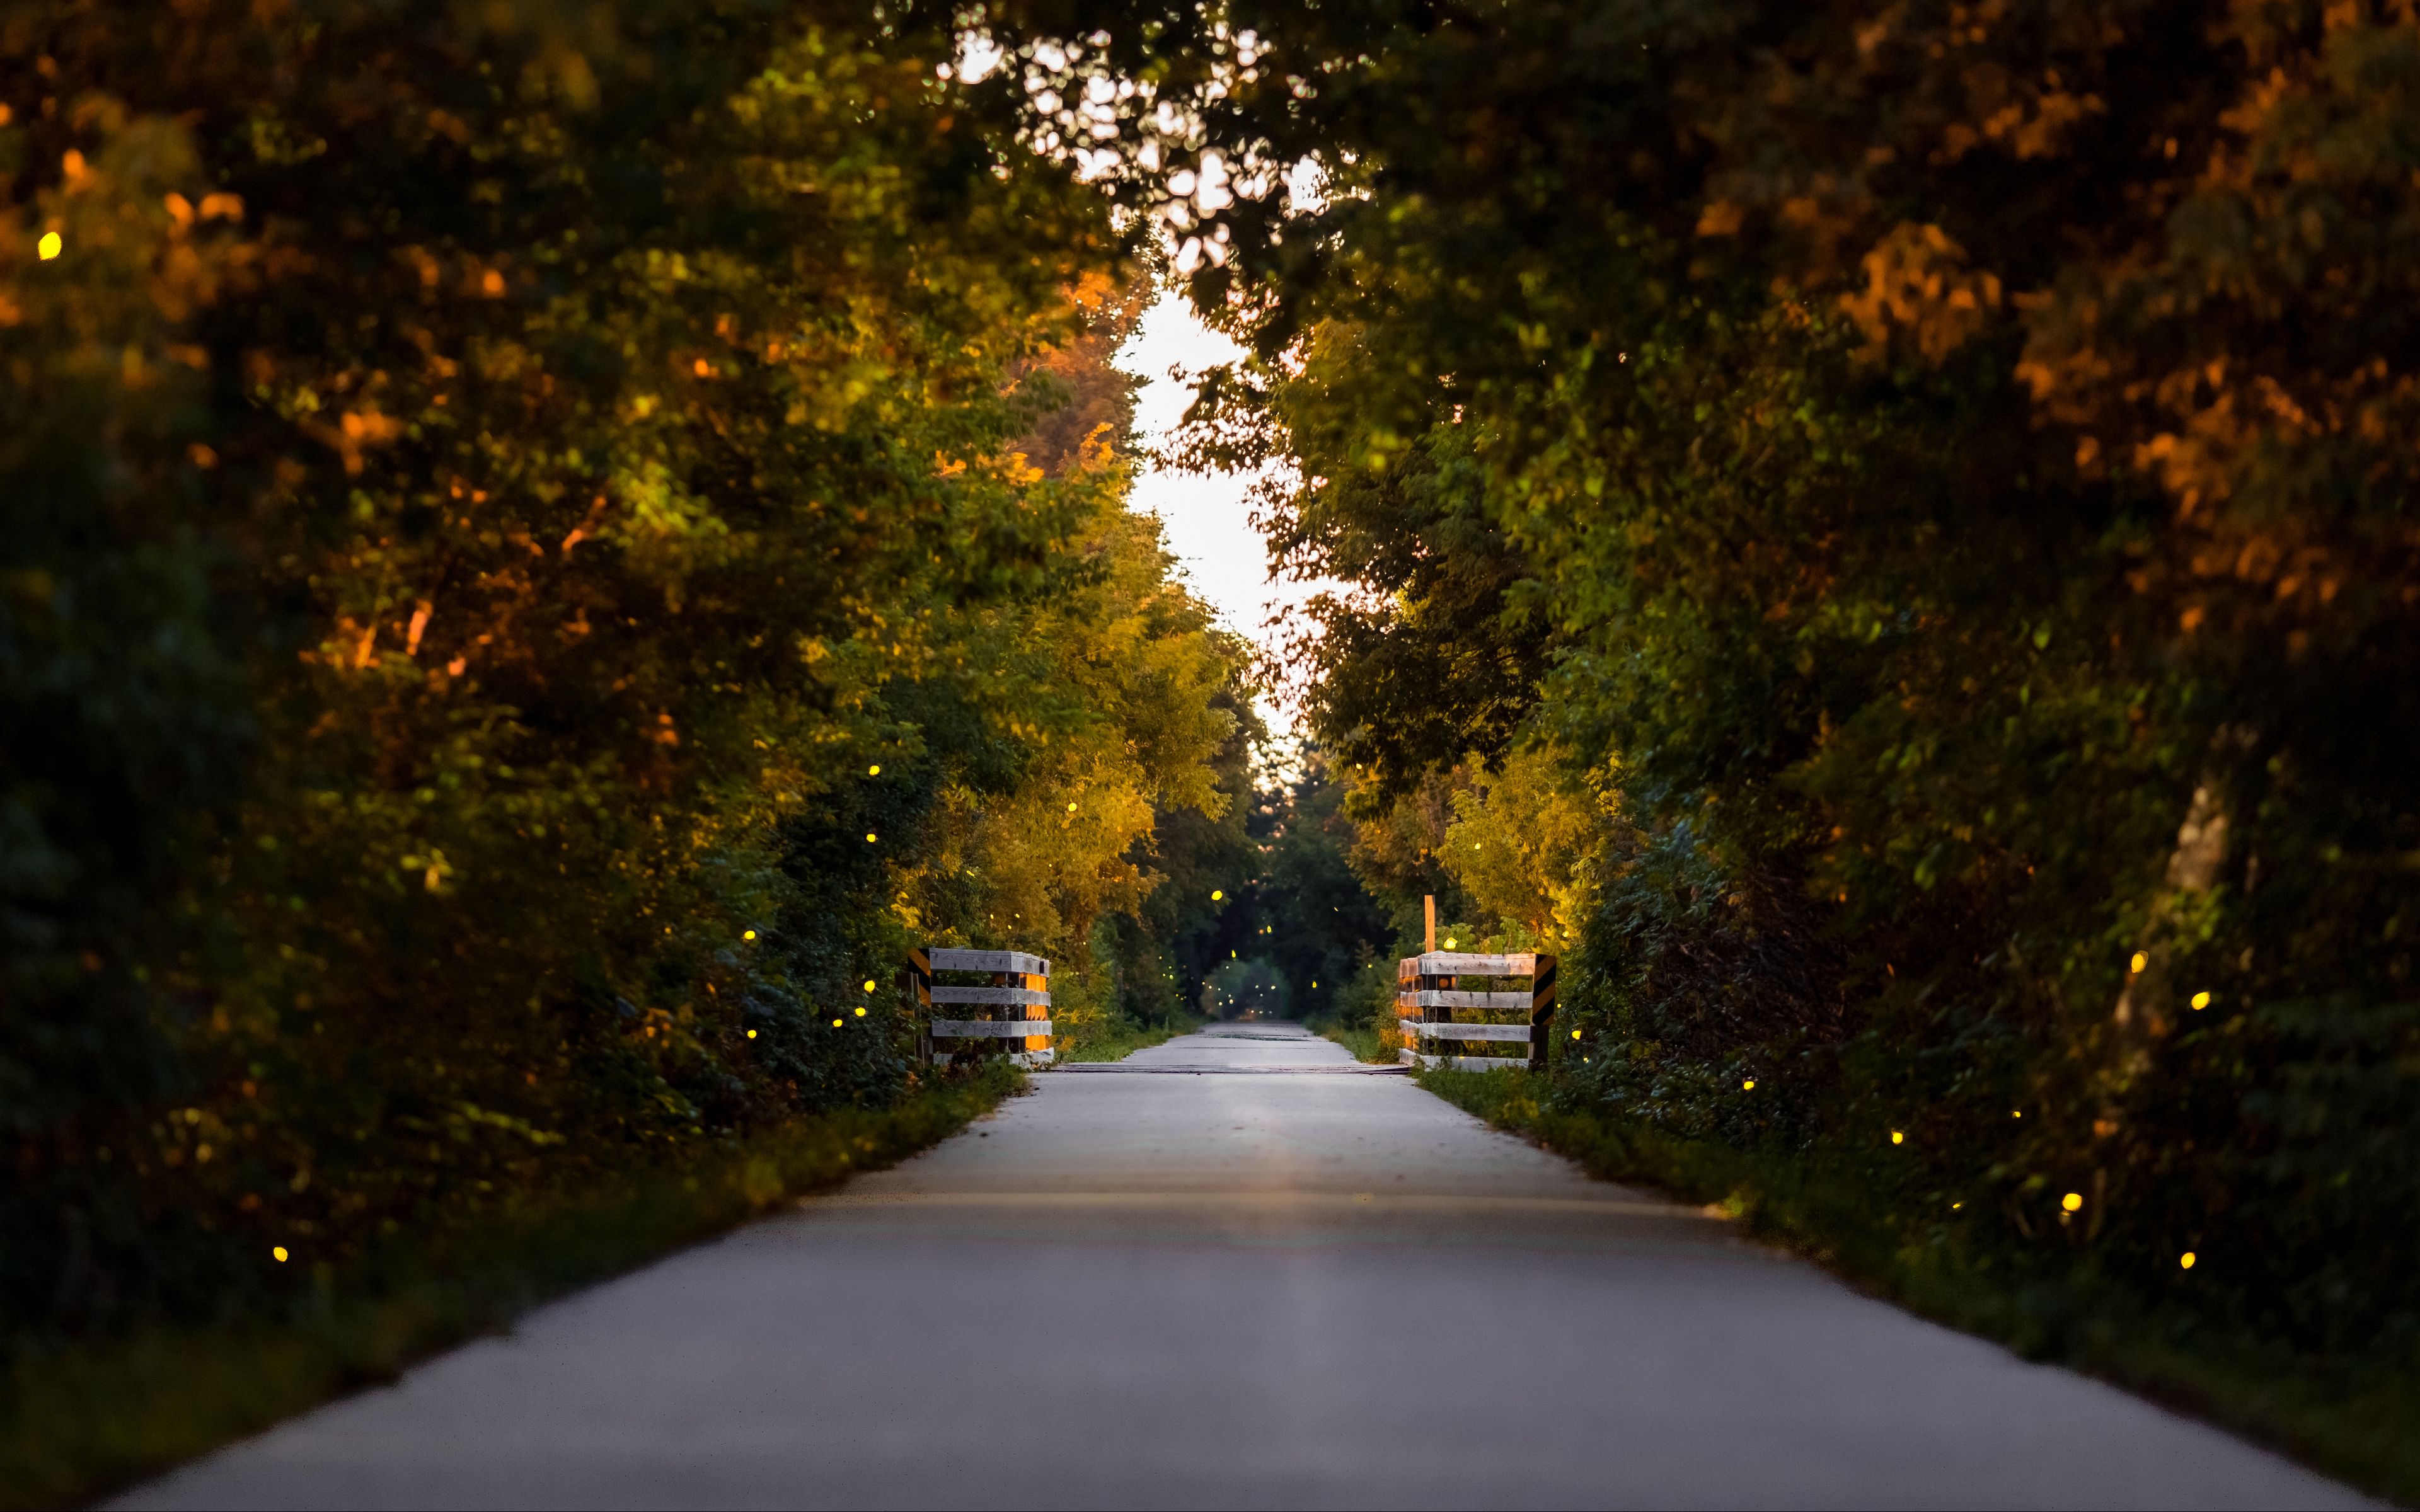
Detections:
123,1024,2366,1509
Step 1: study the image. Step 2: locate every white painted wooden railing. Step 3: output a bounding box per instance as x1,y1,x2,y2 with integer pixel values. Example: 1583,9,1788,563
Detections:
1397,951,1557,1071
908,947,1054,1067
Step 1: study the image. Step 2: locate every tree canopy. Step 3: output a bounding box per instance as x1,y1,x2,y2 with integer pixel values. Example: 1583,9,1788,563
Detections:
1139,0,2420,1366
9,0,2420,1469
2,0,1251,1337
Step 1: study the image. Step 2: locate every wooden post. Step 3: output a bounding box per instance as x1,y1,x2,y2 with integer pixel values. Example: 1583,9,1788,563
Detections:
1417,897,1441,1068
1528,954,1558,1072
907,948,933,1067
1022,971,1049,1053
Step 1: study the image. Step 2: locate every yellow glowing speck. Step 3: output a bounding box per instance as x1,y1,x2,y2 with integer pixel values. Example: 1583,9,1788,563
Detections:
1571,1029,1583,1040
831,1017,843,1028
1443,937,1458,949
743,929,757,941
37,231,61,260
868,764,880,776
862,980,876,992
1210,890,1223,901
1743,1079,1755,1091
2180,1251,2197,1269
854,1005,867,1017
2129,951,2149,973
1952,1202,1963,1210
865,832,877,843
1067,801,1078,812
1890,1130,1904,1145
2191,990,2211,1010
747,1029,758,1038
2061,1191,2084,1212
272,1246,289,1263
2012,1109,2022,1118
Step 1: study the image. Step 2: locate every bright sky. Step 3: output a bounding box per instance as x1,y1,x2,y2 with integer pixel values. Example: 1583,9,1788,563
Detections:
1116,291,1335,743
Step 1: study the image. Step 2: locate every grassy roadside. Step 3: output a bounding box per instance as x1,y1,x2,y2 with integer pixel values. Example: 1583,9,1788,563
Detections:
1416,1067,2420,1507
1054,1014,1203,1063
1,1065,1022,1511
1311,1022,1390,1063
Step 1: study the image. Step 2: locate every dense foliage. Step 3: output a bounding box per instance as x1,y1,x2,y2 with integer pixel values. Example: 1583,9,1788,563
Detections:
15,0,2420,1450
1189,749,1396,1021
1156,0,2420,1370
1,0,1248,1341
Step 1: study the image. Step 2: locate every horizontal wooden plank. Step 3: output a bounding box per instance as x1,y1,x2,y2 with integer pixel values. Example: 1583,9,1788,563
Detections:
929,986,1051,1007
928,948,1051,976
1395,990,1532,1011
931,1019,1055,1040
1411,1051,1530,1072
1398,1019,1532,1043
1398,951,1539,978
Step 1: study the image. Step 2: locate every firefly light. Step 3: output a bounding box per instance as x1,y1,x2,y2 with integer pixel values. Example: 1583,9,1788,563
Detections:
2061,1192,2084,1212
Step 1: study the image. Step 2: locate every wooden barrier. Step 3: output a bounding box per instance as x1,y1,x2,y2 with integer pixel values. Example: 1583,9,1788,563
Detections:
908,947,1054,1068
1396,951,1557,1072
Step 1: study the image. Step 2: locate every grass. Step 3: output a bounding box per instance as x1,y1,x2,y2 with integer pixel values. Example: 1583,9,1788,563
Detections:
1312,1021,1391,1063
1415,1066,2420,1506
0,1065,1022,1511
1054,1014,1202,1063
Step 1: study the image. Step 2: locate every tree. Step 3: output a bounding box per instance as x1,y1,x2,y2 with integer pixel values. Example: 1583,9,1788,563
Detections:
1141,0,2420,1353
0,0,1243,1337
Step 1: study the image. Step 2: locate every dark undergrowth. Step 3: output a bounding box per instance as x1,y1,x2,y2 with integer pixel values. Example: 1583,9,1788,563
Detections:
1419,1067,2420,1508
0,1065,1021,1511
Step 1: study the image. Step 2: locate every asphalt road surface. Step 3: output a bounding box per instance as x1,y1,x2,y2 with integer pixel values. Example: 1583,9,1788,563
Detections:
120,1022,2368,1510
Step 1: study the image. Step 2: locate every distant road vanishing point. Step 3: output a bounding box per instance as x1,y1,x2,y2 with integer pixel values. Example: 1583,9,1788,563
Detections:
121,1023,2368,1511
